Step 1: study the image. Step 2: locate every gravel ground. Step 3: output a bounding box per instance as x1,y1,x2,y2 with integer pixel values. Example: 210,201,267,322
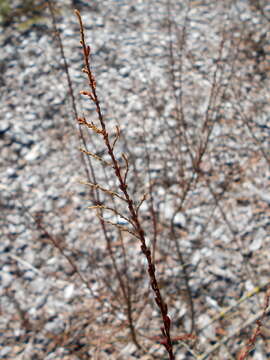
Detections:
0,0,270,359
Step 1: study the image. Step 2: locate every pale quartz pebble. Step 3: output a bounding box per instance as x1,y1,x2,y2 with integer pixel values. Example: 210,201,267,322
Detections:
64,283,75,300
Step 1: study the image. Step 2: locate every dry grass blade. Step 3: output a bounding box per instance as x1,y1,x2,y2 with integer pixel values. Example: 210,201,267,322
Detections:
79,147,112,166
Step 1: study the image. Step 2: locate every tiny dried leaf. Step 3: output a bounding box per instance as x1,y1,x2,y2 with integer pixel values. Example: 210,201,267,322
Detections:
88,205,106,210
122,153,129,184
96,215,139,238
172,334,196,341
80,180,127,202
80,90,95,101
78,118,104,134
88,204,133,226
112,126,120,150
80,148,111,166
136,193,147,214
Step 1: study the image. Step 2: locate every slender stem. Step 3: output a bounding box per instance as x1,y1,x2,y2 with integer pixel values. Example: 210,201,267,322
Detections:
75,9,175,359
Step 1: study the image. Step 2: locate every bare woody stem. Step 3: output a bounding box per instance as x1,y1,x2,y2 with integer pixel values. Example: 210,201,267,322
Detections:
75,9,175,359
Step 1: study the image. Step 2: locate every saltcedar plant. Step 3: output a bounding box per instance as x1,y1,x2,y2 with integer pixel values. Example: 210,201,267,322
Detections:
74,9,195,360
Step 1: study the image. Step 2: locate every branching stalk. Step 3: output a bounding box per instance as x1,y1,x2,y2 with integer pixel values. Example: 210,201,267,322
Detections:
75,9,176,359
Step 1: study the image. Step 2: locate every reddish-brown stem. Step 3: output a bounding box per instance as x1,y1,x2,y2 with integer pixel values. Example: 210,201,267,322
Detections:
75,9,175,359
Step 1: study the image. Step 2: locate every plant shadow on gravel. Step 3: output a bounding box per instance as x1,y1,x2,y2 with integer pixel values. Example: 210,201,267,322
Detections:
1,0,270,359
